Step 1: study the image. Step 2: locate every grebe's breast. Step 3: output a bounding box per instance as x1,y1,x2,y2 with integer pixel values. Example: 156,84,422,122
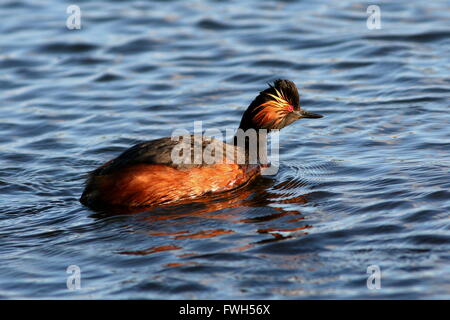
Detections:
80,135,260,208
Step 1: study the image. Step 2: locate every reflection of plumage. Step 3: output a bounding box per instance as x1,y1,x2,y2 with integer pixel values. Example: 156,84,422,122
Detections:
80,79,323,208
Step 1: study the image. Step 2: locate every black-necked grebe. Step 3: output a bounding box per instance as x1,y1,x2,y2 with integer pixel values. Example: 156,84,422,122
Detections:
80,79,323,208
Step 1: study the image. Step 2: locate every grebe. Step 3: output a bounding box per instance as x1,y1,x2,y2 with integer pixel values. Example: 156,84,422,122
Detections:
80,79,322,208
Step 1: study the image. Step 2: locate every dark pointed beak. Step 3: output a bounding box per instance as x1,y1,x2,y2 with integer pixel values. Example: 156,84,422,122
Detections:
293,109,323,119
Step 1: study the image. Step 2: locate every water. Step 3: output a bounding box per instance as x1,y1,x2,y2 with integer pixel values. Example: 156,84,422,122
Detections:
1,0,449,299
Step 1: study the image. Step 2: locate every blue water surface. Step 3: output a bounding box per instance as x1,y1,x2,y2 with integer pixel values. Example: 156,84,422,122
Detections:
0,0,449,299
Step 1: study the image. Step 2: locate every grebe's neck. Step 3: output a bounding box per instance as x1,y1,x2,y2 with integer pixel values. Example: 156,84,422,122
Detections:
232,127,269,165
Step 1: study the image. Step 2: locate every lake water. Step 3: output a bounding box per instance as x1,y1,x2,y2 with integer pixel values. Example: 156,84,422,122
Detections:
0,0,449,299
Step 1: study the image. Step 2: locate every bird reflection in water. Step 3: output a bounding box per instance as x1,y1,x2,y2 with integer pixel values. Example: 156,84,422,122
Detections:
90,176,315,264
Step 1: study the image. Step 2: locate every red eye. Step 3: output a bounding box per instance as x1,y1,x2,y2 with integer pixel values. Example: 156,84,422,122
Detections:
287,105,294,112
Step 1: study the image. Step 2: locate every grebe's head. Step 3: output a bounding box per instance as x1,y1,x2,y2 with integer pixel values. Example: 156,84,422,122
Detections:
238,79,323,131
